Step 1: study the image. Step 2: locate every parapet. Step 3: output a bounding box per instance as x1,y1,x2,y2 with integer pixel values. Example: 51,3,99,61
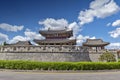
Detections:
0,45,88,53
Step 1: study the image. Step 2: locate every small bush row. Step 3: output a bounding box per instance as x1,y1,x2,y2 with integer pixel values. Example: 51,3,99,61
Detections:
0,60,120,70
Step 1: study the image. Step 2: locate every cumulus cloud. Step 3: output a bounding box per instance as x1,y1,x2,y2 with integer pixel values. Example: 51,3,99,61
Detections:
24,29,44,40
109,28,120,38
0,33,8,44
112,19,120,27
78,0,120,26
0,23,24,32
107,42,120,49
9,36,27,43
76,34,96,45
39,18,68,30
9,29,44,44
108,19,120,38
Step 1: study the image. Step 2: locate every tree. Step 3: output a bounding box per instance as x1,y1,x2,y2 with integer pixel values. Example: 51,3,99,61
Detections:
99,51,116,62
3,41,8,46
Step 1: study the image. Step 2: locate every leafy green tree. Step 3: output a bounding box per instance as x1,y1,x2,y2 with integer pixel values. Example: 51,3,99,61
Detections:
3,41,8,46
99,51,116,62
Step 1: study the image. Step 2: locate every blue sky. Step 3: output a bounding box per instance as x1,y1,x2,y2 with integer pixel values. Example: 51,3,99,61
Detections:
0,0,120,49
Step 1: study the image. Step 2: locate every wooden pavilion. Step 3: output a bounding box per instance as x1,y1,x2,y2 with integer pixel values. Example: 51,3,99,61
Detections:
34,29,76,45
83,39,110,52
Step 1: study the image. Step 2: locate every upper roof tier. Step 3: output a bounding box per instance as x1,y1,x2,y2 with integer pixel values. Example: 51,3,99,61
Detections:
39,29,72,34
83,39,110,47
39,29,73,39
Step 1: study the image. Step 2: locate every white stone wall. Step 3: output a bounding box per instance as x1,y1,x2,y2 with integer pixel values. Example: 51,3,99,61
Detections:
0,52,90,62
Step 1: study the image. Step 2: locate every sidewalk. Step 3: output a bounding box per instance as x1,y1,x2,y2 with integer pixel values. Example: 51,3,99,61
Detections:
0,69,120,73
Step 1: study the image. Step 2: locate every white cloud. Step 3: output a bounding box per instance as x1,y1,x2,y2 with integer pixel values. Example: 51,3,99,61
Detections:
78,0,120,26
76,34,96,45
24,29,44,40
106,23,111,26
109,28,120,38
107,42,120,49
0,23,24,32
9,29,44,44
39,18,68,30
0,33,8,44
9,36,27,43
112,19,120,27
108,19,120,38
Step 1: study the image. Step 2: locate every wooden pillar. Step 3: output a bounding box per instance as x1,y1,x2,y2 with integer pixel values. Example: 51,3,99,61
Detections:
101,46,104,49
96,47,97,52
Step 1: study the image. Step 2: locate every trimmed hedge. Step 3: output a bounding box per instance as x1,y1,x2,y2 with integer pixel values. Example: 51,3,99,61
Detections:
0,60,120,70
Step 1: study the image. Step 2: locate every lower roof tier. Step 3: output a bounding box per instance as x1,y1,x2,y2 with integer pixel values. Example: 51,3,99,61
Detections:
34,39,76,45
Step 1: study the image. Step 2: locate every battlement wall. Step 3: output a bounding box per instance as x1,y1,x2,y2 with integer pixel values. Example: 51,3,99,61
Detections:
0,45,118,62
0,45,88,53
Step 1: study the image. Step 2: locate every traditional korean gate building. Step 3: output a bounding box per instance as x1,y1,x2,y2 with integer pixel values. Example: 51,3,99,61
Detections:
34,29,76,45
0,29,118,62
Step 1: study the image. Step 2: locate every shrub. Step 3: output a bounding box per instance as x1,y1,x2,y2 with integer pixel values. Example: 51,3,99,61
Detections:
0,60,120,70
99,51,116,62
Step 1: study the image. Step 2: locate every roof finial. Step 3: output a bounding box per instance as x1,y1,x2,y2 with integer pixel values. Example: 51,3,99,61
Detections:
65,26,67,30
48,27,50,31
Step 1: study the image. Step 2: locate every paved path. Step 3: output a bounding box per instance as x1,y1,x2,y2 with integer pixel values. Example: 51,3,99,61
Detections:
0,71,120,80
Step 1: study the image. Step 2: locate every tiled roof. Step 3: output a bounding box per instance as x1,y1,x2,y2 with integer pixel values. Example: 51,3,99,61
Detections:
8,41,32,46
34,39,76,44
39,30,72,35
83,39,110,46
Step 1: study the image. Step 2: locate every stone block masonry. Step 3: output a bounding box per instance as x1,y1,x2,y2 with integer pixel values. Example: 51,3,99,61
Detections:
0,52,91,62
0,45,91,62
